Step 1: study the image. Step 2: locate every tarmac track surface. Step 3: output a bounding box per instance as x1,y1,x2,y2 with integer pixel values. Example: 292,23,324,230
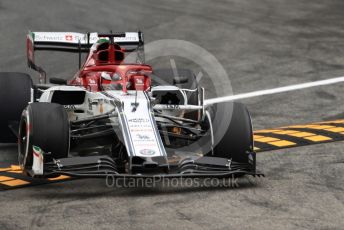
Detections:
0,0,344,229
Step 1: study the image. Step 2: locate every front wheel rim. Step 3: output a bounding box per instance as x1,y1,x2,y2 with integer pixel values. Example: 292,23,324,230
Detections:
18,116,29,169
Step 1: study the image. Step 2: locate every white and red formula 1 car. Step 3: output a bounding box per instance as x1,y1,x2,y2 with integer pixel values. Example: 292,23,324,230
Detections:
0,31,262,179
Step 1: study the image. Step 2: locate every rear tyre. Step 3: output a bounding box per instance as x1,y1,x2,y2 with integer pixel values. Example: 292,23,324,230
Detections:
18,103,70,174
0,73,32,143
209,102,254,164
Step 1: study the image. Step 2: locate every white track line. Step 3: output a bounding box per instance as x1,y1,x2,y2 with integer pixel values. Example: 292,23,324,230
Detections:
204,75,344,106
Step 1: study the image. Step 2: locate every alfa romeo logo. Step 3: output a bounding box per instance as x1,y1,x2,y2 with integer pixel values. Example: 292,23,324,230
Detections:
139,149,155,156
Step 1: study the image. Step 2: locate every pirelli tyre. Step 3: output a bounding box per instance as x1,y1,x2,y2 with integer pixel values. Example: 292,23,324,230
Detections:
0,72,33,143
208,102,254,165
152,68,200,120
18,103,70,175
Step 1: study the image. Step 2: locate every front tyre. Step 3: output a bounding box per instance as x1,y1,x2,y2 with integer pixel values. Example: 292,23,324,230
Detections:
208,102,255,165
18,103,70,176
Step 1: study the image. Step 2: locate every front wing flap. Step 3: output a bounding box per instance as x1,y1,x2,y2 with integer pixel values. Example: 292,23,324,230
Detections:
43,155,263,179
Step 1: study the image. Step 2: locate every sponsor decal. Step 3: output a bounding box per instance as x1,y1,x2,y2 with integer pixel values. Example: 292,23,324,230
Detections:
32,146,43,161
128,118,149,123
136,134,150,140
165,104,180,109
130,128,154,132
27,37,34,61
65,35,73,41
64,105,76,110
32,145,44,175
35,33,83,42
88,98,93,110
89,79,96,84
136,78,144,84
139,149,155,156
129,125,151,129
86,110,94,116
34,32,139,44
89,34,139,43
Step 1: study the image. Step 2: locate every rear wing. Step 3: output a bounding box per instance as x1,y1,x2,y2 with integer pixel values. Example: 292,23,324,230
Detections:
26,31,144,83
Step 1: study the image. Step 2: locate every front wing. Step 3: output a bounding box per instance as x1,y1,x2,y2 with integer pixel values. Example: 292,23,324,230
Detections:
35,153,263,179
